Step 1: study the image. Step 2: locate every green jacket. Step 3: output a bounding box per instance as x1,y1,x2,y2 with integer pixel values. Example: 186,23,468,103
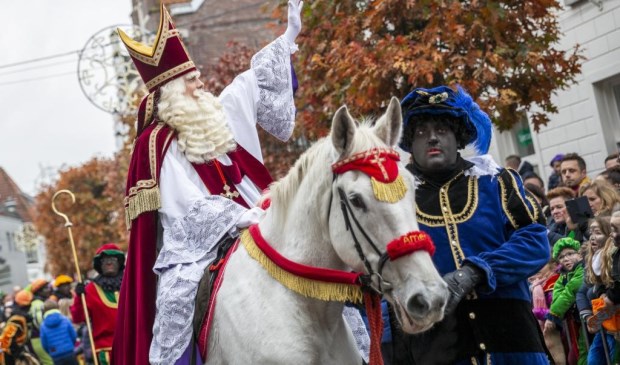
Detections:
549,262,584,320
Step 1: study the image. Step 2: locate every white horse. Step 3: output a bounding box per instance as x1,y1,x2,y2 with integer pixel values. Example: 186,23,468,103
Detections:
205,98,448,364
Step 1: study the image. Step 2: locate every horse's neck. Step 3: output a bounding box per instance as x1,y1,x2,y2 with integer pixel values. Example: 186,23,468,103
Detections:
259,208,346,271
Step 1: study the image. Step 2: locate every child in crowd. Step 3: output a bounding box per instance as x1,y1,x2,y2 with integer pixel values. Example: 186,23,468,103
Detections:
544,237,584,364
531,260,563,363
577,217,616,364
40,299,78,365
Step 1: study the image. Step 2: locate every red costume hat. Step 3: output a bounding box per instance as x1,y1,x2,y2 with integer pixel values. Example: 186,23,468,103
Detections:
118,3,197,137
93,243,125,274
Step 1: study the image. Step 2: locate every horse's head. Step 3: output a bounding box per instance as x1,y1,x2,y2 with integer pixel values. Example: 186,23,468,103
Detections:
327,97,448,333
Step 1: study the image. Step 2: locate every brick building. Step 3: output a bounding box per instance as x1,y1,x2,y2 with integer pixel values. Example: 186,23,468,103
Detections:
130,0,280,70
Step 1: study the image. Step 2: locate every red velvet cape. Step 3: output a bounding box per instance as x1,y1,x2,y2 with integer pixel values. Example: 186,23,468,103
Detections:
112,122,173,365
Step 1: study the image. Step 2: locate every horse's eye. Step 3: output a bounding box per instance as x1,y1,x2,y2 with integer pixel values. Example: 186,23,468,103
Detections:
349,194,366,210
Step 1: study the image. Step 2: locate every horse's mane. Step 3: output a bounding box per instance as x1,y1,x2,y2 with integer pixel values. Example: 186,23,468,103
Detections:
268,119,385,225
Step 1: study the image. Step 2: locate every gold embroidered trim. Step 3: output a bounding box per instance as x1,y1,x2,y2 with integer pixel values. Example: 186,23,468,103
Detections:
162,129,175,159
143,93,155,130
126,179,157,200
505,168,536,223
439,182,466,269
416,175,478,227
525,195,541,222
145,61,195,91
498,177,518,229
149,123,164,179
332,147,400,169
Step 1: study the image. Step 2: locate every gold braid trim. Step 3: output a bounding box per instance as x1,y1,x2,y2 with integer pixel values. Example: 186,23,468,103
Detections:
371,175,407,203
124,185,161,230
240,230,363,304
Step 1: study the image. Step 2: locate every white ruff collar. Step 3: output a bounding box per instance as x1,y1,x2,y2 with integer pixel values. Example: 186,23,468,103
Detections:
464,154,501,178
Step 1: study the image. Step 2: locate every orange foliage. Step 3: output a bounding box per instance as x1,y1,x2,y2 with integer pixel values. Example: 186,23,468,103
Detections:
33,154,129,277
279,0,583,135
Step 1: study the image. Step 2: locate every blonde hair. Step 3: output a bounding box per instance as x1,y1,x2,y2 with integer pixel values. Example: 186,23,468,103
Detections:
579,180,620,216
584,216,613,286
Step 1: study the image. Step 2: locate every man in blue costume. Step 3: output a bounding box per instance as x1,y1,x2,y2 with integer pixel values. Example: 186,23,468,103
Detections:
389,86,550,364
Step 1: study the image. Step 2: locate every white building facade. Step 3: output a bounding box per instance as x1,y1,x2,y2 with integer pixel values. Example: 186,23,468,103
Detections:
488,0,620,186
0,215,30,293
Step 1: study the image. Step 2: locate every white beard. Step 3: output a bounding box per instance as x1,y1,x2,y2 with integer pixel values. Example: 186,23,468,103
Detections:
158,89,236,163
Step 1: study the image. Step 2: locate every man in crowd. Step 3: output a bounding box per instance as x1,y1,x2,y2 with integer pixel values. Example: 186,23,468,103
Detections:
113,2,304,364
560,153,590,195
0,290,36,365
505,154,534,177
71,243,124,365
29,278,53,365
604,152,619,170
548,153,564,190
389,85,550,364
50,275,73,302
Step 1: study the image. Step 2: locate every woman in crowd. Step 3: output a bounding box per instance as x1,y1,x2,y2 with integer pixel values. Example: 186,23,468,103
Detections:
580,180,620,217
547,187,583,245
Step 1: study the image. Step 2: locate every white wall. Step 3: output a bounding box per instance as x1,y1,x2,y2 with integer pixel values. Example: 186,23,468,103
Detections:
527,0,620,186
0,216,30,293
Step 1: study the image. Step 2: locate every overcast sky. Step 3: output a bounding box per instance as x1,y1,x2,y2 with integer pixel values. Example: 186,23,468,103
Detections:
0,0,133,196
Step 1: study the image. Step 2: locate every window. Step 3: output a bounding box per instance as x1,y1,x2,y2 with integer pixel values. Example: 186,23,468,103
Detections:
26,247,38,264
513,115,536,158
594,75,620,155
5,232,12,251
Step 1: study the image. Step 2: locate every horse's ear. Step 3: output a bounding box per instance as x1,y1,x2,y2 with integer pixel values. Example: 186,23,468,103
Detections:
331,105,357,156
374,97,403,147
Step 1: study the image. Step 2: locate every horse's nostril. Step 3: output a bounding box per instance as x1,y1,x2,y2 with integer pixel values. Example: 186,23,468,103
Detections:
434,295,447,310
407,293,430,315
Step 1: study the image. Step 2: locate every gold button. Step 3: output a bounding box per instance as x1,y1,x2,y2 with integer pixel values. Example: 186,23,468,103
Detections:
442,206,448,212
479,343,486,351
440,188,444,193
469,312,476,319
451,240,457,246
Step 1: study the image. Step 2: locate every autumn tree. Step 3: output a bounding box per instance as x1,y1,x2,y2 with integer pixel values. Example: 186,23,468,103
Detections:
33,156,128,277
280,0,582,136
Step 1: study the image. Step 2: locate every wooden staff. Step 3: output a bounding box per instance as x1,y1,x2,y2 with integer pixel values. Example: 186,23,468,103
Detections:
52,190,99,365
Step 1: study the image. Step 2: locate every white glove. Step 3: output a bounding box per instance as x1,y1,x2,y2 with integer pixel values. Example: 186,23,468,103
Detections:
284,0,303,52
235,207,265,229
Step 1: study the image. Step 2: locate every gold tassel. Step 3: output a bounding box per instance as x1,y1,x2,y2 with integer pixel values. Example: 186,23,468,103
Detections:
371,175,407,203
124,186,161,230
240,230,363,304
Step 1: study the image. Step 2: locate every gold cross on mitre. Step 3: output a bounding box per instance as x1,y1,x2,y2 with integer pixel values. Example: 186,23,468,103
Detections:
221,184,240,199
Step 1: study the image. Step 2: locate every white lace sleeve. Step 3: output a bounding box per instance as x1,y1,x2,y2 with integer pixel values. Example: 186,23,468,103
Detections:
151,198,245,364
150,144,247,364
343,306,370,363
251,35,296,142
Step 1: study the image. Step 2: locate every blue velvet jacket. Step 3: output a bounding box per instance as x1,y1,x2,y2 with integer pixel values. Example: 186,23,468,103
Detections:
415,167,549,300
409,157,551,364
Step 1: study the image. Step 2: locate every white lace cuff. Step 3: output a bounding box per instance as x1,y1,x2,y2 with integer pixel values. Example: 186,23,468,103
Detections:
251,35,296,142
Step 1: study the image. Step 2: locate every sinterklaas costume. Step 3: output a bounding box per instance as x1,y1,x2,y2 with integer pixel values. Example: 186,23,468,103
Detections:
112,4,297,365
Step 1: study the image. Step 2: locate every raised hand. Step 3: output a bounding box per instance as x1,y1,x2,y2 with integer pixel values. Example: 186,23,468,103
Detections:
284,0,304,46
